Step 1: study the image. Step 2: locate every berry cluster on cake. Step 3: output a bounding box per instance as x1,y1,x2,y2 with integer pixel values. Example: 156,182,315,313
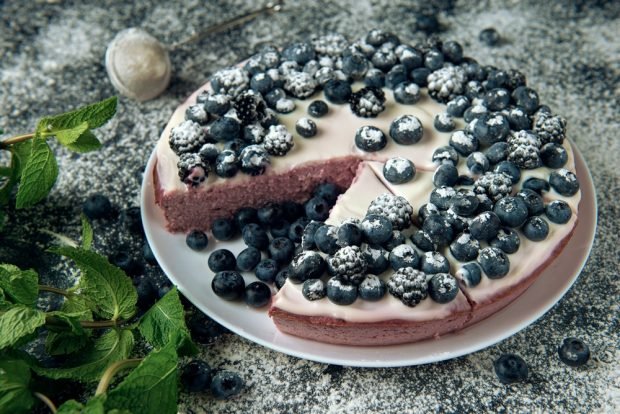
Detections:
152,30,581,346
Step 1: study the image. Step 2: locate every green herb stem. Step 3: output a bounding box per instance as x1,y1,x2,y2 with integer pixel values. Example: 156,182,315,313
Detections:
33,391,57,414
38,285,71,298
95,358,142,396
0,132,35,149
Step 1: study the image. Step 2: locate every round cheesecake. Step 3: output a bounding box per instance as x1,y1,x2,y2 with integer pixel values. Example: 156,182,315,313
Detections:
153,31,581,346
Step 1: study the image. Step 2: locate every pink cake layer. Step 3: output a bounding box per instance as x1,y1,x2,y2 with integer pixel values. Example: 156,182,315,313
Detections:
154,156,362,232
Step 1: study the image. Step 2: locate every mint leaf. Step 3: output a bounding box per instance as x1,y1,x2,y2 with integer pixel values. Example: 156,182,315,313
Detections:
138,287,196,355
54,121,89,146
0,288,10,310
0,359,35,414
0,306,46,350
15,137,58,209
0,141,31,205
46,296,92,356
105,342,178,414
65,130,102,153
57,395,109,414
0,264,39,307
51,246,137,320
35,329,134,382
81,214,93,250
37,96,117,133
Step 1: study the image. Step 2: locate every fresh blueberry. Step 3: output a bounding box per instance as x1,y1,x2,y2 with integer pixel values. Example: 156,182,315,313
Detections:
522,216,549,241
314,224,340,254
490,228,521,254
281,200,304,221
384,64,408,89
383,157,416,184
257,203,284,226
301,220,323,250
467,152,490,175
361,214,393,245
288,251,327,284
446,95,470,117
121,206,143,234
355,125,388,152
235,207,258,230
342,52,369,79
430,186,457,210
282,42,315,65
208,249,236,272
288,217,309,243
457,175,475,186
411,230,436,252
250,72,274,94
434,113,455,132
360,244,389,274
396,44,423,70
449,130,478,157
211,218,236,241
558,337,590,367
210,370,244,399
433,163,459,187
324,79,352,104
389,115,423,145
394,82,421,104
457,262,482,287
494,354,528,384
302,278,327,301
304,196,331,221
181,360,212,393
484,69,510,90
442,40,464,64
211,271,245,300
264,88,286,108
416,14,440,34
540,143,568,169
470,211,501,241
236,247,261,272
371,48,397,72
143,242,157,265
428,273,459,304
417,203,440,225
275,268,289,289
209,117,240,142
422,214,454,247
223,139,247,156
449,190,480,217
109,251,142,276
364,68,385,88
506,106,532,131
383,230,407,251
545,200,572,224
494,161,521,184
202,93,230,116
516,188,545,216
215,149,239,178
337,222,363,247
389,244,420,270
268,237,295,265
255,259,279,283
295,117,317,138
472,113,510,146
410,67,431,86
242,223,269,250
424,49,444,71
83,194,113,220
326,276,358,305
358,274,386,301
186,230,209,251
484,141,510,164
314,182,342,206
308,100,328,117
478,247,510,278
432,145,459,166
269,219,290,238
483,88,511,111
420,251,451,274
522,177,550,194
464,81,485,101
511,86,539,115
450,232,480,262
494,196,529,227
244,281,271,307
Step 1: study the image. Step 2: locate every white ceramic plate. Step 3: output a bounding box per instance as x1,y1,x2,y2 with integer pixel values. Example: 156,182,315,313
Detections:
141,144,596,367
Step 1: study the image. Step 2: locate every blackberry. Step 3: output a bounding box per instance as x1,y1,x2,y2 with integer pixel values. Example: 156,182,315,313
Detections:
233,91,267,126
367,193,413,230
478,247,510,278
428,273,459,304
473,172,513,202
337,222,363,247
394,82,421,105
534,111,566,145
244,281,271,308
324,79,352,104
236,247,261,272
389,244,420,270
242,223,269,250
522,216,549,241
185,104,209,125
215,150,239,178
420,251,451,274
471,113,510,146
467,151,490,175
457,262,482,288
387,267,428,307
283,71,317,99
427,65,467,102
263,125,294,156
169,120,208,155
546,200,572,224
549,169,580,196
255,259,279,283
446,95,470,117
383,157,416,184
490,227,521,254
349,86,386,118
313,224,339,255
209,116,241,142
507,130,542,169
389,115,424,145
282,42,315,65
432,145,459,166
295,117,317,138
516,188,545,216
493,196,529,228
358,274,387,301
342,52,370,79
360,244,390,275
354,125,387,152
450,232,480,262
483,88,511,111
493,160,521,184
540,143,568,168
434,113,456,132
308,100,328,117
385,64,408,89
410,67,431,87
203,93,231,116
177,153,208,187
469,211,501,241
326,276,358,305
328,245,367,281
311,32,349,56
239,145,270,175
558,337,590,367
211,271,245,301
302,278,327,301
433,163,459,187
210,67,249,97
494,354,528,384
250,72,274,95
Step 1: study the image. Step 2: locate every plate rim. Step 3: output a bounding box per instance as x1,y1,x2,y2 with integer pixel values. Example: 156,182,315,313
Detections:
141,142,597,367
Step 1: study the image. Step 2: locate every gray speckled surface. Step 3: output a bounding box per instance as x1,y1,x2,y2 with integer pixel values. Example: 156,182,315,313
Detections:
1,1,619,413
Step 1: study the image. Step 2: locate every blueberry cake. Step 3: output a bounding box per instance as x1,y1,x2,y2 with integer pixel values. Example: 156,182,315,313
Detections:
153,30,581,346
